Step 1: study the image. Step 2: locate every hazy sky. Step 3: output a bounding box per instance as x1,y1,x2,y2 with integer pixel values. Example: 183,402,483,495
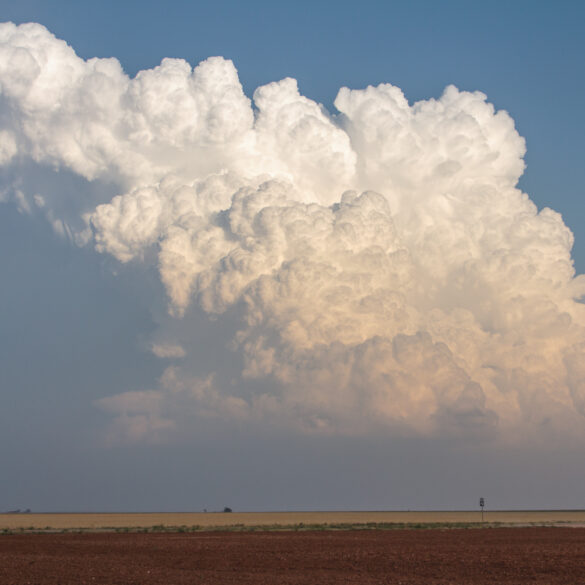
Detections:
1,0,584,513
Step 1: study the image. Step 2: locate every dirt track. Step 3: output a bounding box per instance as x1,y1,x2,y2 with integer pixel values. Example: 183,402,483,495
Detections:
2,527,585,584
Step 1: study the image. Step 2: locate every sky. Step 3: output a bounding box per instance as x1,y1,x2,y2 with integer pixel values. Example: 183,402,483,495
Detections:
1,0,584,513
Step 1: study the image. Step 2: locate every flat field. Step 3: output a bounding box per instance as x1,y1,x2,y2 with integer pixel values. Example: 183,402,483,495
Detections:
2,527,585,584
2,510,585,532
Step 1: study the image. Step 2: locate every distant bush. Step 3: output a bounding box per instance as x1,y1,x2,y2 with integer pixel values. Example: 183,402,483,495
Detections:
223,507,233,513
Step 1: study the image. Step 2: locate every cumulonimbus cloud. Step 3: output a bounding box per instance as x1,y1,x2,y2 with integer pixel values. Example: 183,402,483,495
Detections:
2,22,584,442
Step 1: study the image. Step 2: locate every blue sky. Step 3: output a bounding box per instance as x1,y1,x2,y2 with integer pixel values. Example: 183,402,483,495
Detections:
1,0,584,512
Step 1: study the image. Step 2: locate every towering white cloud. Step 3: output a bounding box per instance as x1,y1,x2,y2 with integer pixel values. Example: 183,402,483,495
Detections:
2,22,584,442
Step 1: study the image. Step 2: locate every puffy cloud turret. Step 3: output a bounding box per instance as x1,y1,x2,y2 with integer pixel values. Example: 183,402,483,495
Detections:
2,22,584,441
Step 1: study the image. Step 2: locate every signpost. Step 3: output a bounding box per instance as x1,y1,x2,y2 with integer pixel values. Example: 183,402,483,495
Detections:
479,497,485,522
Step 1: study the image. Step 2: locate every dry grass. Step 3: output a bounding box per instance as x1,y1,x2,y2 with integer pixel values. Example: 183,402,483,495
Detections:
2,510,585,533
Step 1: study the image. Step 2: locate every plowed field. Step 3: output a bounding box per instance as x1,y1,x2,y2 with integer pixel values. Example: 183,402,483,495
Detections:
2,527,585,584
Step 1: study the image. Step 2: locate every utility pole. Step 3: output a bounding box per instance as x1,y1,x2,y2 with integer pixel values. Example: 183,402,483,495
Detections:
479,497,485,522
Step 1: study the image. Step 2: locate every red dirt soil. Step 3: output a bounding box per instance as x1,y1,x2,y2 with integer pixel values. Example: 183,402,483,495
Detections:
1,527,585,584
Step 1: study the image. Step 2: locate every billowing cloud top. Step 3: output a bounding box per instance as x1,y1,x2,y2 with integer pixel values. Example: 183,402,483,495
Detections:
2,22,584,442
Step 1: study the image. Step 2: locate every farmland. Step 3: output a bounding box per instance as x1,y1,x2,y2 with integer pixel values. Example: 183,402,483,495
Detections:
2,509,585,533
2,526,585,584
